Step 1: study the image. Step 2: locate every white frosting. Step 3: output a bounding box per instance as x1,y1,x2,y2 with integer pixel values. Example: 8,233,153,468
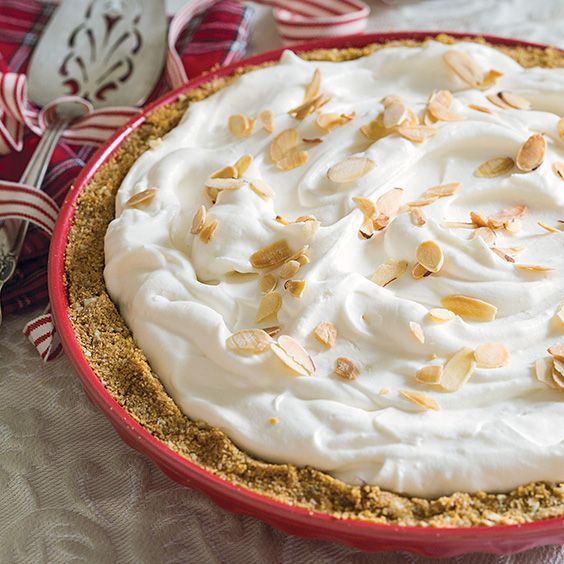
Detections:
104,41,564,497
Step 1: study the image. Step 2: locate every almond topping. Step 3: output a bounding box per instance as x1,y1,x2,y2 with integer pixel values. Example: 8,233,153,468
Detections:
250,239,292,270
487,93,513,110
284,279,306,298
316,112,354,131
327,156,376,183
488,205,527,229
416,365,443,385
226,329,272,354
276,150,309,171
260,274,278,294
409,321,425,343
416,241,444,273
538,221,560,234
474,343,509,368
400,390,440,411
473,227,496,246
205,178,246,190
264,326,281,338
553,162,564,181
425,182,461,198
270,128,299,162
499,91,531,110
474,156,514,178
272,335,315,375
535,357,557,388
468,104,493,114
479,69,504,89
210,165,238,179
288,94,330,120
443,50,482,88
491,247,515,263
279,260,300,279
371,259,408,287
313,321,337,348
558,117,564,139
383,96,408,128
360,113,390,141
515,264,554,272
428,308,455,322
125,187,159,208
470,211,488,227
411,262,431,280
256,291,282,322
259,110,274,133
516,133,546,172
396,125,437,143
352,196,376,217
441,347,475,392
334,357,360,381
410,207,427,226
234,153,253,177
228,114,254,138
548,343,564,360
304,68,321,102
199,219,218,243
250,179,275,199
296,254,310,267
441,295,497,321
190,205,207,234
556,304,564,326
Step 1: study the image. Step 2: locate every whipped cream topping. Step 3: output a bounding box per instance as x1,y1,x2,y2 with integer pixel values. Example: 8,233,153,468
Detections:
104,41,564,497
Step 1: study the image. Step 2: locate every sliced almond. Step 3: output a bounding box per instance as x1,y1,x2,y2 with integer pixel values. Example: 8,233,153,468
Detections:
313,321,337,348
411,262,431,280
555,304,564,326
491,247,515,263
199,219,218,243
407,197,438,208
400,390,440,411
250,179,275,199
516,133,546,172
474,343,509,368
425,182,461,198
226,329,271,354
276,150,309,171
352,196,376,217
304,68,321,102
557,117,564,139
260,273,278,294
316,112,354,131
190,205,207,234
279,260,300,279
470,211,488,227
373,187,404,230
273,335,315,375
443,50,482,88
327,156,375,183
263,326,281,338
334,357,360,381
416,241,444,273
443,221,479,229
479,69,503,89
535,357,557,388
552,162,564,181
473,227,496,246
441,347,475,392
288,94,330,120
259,110,274,133
488,205,527,229
125,187,159,208
303,137,323,144
428,90,463,122
210,165,238,179
468,104,493,114
205,178,246,190
538,221,560,234
270,128,299,162
474,156,514,178
548,343,564,360
234,154,253,177
410,207,427,227
515,264,554,272
256,291,282,322
505,218,522,234
416,365,443,385
296,254,310,267
284,279,306,298
228,114,254,138
552,362,564,389
499,91,531,110
396,125,438,143
440,295,497,321
250,239,292,270
383,96,408,128
360,113,390,141
487,93,513,110
359,216,375,240
371,259,408,287
409,321,425,343
428,308,455,322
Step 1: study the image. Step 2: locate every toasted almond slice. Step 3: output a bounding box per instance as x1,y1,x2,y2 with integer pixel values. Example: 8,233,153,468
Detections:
260,273,278,294
250,179,275,200
468,103,493,114
289,94,330,120
277,335,315,374
263,326,281,338
371,259,408,287
487,205,528,229
416,365,443,385
555,304,564,326
125,187,159,208
259,110,274,133
334,357,360,380
396,125,438,143
276,150,309,171
205,178,246,190
234,154,253,177
553,162,564,181
408,197,438,207
256,291,282,322
226,329,272,354
441,347,475,392
327,156,376,183
499,91,531,110
279,260,301,279
470,211,488,227
490,247,515,263
516,133,546,172
359,216,375,239
296,254,310,267
410,207,427,227
428,308,455,322
271,343,311,376
210,165,238,179
443,221,479,229
199,219,218,243
416,241,444,273
411,262,431,280
250,239,292,270
428,99,463,122
360,113,390,141
400,390,440,411
352,196,376,217
548,343,564,360
313,321,337,348
228,114,254,138
377,187,404,218
479,69,504,89
552,362,564,389
474,343,509,368
284,279,306,298
538,221,560,233
441,295,497,321
270,128,299,162
515,264,554,272
473,226,496,246
475,156,514,178
190,205,207,234
302,137,323,144
409,321,425,343
535,357,557,388
486,93,512,109
383,96,408,128
558,117,564,139
429,89,452,109
316,112,354,131
443,49,482,87
304,68,321,102
425,182,461,198
505,218,522,234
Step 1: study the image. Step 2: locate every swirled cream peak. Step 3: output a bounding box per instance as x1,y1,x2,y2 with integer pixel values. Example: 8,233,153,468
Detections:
105,41,564,497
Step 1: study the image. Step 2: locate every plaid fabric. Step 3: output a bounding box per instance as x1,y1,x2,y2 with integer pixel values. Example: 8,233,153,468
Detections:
0,0,253,316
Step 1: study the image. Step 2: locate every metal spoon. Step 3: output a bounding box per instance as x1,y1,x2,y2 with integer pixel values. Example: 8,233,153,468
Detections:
0,0,166,325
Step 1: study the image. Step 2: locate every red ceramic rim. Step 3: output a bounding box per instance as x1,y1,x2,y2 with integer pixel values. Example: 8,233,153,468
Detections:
48,31,564,557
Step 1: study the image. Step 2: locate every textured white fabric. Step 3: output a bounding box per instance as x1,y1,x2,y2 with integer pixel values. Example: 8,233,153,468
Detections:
2,1,564,562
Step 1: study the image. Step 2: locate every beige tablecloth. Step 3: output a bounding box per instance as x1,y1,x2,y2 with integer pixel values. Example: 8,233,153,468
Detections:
2,1,564,561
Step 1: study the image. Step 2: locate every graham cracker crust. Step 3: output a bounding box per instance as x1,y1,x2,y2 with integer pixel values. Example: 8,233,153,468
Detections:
65,35,564,527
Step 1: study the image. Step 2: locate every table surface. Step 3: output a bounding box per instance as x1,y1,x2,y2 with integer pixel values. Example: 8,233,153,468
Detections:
2,1,564,562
